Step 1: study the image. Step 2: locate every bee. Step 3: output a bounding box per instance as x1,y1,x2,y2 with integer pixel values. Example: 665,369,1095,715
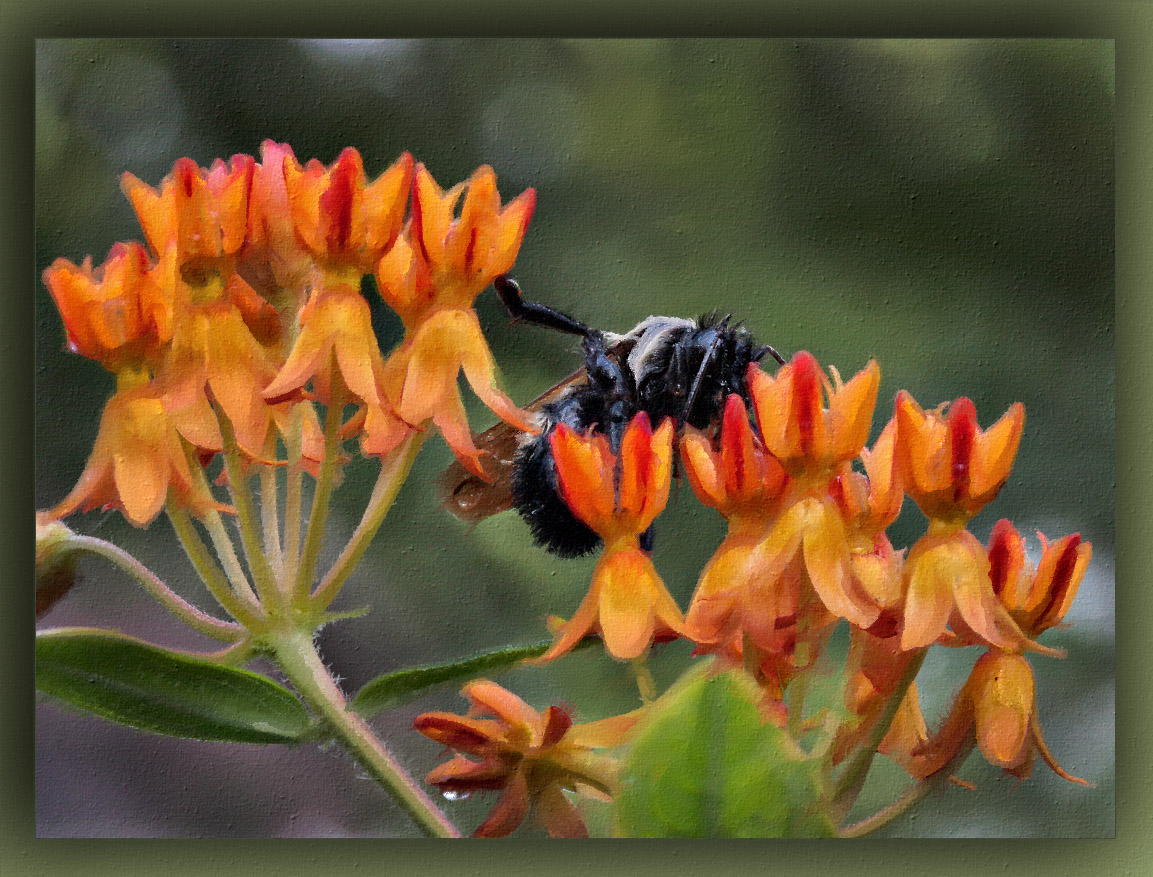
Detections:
439,275,785,558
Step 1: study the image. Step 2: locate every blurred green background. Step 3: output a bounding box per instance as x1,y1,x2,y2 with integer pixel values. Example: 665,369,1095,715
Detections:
35,38,1114,837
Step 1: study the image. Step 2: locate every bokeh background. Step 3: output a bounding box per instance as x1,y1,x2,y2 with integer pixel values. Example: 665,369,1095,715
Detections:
35,38,1114,837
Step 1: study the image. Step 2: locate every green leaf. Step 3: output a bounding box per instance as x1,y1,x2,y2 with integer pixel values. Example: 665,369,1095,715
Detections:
36,628,312,744
350,637,596,718
613,668,836,838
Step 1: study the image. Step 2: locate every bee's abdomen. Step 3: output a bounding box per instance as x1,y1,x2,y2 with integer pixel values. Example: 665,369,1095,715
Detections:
511,427,602,558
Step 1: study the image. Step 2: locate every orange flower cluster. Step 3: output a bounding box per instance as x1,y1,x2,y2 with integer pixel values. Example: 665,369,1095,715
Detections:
521,350,1091,786
43,145,537,526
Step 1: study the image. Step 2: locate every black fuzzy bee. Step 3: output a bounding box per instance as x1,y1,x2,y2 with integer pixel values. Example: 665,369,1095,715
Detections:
439,275,785,558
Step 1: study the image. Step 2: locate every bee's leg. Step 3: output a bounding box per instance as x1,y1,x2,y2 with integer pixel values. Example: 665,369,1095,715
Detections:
493,275,595,338
684,335,723,423
753,343,787,366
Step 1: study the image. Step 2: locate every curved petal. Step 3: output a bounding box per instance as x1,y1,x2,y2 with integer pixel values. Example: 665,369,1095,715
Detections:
474,772,531,838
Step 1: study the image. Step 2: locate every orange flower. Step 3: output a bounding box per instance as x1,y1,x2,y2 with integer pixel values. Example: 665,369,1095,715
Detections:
122,154,254,268
43,242,173,370
49,380,229,527
986,519,1091,639
899,527,1034,653
156,300,282,458
279,145,412,274
681,395,794,654
263,281,390,410
895,392,1024,524
374,165,538,476
540,414,683,661
404,163,535,310
914,651,1089,785
414,680,635,838
748,352,880,480
829,418,905,611
681,394,789,525
246,141,314,290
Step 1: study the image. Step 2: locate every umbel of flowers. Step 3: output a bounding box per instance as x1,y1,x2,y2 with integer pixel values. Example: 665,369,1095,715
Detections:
38,145,1092,839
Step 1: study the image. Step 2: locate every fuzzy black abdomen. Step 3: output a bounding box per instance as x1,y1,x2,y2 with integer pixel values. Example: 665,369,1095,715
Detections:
511,427,602,558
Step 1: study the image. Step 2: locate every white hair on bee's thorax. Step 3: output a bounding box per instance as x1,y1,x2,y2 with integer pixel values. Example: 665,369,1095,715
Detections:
605,316,699,384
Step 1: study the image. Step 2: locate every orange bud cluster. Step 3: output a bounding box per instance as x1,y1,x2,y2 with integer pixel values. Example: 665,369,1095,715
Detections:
43,146,537,526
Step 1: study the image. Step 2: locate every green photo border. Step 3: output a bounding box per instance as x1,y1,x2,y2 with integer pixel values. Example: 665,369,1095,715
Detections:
5,1,1142,873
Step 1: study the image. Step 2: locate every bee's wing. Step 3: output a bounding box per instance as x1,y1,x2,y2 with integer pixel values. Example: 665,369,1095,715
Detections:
437,366,590,524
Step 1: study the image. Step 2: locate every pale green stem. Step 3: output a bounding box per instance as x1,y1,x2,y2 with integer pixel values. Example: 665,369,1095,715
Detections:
832,649,927,813
269,627,460,838
182,449,261,607
839,738,977,838
283,403,305,586
294,396,346,598
167,505,263,626
67,534,242,642
217,414,281,610
259,433,283,581
202,510,261,606
629,655,657,704
310,431,425,610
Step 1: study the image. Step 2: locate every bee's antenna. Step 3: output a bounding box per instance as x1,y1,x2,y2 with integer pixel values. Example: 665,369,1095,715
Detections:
493,275,595,339
754,344,787,366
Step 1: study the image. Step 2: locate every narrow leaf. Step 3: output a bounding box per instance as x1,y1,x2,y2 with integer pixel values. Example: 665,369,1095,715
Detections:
350,637,596,718
36,628,312,744
613,669,836,838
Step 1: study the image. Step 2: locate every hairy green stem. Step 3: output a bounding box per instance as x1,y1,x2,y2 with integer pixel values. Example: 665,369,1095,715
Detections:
310,431,425,610
269,627,460,838
68,534,242,641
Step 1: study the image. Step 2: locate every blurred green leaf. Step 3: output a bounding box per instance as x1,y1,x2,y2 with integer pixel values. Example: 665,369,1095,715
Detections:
613,669,836,838
350,637,596,718
36,628,312,744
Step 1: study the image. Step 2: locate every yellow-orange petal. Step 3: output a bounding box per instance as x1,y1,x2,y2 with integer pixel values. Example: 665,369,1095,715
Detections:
860,418,903,531
827,359,880,461
454,309,539,434
618,414,674,528
970,651,1033,769
900,541,959,651
1028,534,1091,633
364,152,414,255
680,427,724,508
411,163,465,272
431,387,489,480
462,680,544,740
263,284,385,407
597,547,682,660
551,424,616,528
489,188,536,279
968,402,1024,500
787,498,880,629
